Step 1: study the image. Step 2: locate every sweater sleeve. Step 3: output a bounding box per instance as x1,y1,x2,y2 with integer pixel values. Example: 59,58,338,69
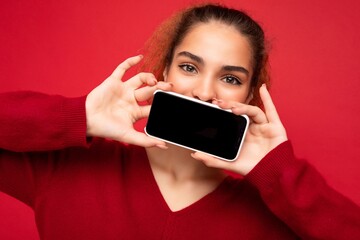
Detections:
0,91,89,206
0,91,88,151
245,141,360,240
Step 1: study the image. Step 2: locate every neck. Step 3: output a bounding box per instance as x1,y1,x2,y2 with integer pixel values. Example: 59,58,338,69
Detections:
146,144,226,182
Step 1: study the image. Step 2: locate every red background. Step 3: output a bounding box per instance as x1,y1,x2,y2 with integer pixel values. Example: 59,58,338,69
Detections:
1,0,359,238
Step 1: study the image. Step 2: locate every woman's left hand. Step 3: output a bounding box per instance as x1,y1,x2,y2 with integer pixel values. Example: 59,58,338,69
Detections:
191,84,288,176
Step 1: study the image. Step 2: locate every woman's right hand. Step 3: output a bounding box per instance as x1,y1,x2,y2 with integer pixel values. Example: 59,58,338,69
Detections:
85,55,172,148
191,84,288,176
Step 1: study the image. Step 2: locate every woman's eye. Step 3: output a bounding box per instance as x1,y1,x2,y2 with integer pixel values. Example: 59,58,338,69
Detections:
222,75,241,85
179,64,197,73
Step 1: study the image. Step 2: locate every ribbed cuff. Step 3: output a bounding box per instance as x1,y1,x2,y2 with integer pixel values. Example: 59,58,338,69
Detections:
60,95,89,148
245,141,295,191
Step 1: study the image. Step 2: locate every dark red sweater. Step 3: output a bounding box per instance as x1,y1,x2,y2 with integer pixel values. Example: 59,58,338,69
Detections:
0,91,359,239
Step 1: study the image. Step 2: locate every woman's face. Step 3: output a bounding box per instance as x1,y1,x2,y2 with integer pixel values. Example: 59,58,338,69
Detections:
164,21,254,103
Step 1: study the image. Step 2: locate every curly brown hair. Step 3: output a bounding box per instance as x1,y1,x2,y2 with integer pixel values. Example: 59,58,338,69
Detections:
139,3,270,107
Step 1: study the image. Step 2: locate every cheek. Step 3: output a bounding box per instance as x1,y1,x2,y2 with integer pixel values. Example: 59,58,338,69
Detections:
164,69,194,94
169,81,194,96
217,86,251,103
218,89,249,103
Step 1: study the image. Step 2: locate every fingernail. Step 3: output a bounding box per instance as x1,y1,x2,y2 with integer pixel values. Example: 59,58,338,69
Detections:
157,81,173,89
156,81,167,87
156,144,168,150
150,77,157,85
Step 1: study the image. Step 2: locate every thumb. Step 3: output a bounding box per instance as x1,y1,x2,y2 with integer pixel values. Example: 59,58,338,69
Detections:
191,151,231,170
122,130,167,149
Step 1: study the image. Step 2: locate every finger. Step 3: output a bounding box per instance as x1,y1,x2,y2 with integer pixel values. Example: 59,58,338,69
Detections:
232,105,267,124
111,55,143,79
191,151,232,170
216,100,267,124
212,99,235,110
137,105,151,119
259,84,281,123
123,130,167,149
134,81,173,102
125,72,157,89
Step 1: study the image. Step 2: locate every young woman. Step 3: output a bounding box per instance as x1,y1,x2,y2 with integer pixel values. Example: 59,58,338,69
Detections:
1,4,359,239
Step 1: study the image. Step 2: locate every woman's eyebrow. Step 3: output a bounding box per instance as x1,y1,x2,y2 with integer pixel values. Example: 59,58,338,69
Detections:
222,65,250,76
177,51,204,65
177,51,249,76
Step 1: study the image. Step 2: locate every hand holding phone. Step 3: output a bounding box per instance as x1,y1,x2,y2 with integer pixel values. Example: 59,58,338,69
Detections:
145,90,249,161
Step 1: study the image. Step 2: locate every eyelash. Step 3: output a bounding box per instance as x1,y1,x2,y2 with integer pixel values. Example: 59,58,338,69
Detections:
178,63,242,85
179,63,197,73
222,75,242,85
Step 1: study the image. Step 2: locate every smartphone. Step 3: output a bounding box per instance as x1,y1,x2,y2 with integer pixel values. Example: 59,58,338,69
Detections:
145,90,249,161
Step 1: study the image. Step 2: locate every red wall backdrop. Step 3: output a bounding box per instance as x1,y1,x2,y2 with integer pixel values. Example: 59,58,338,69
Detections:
0,0,359,238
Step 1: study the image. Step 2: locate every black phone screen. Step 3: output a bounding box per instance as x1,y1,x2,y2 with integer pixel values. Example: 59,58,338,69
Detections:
145,91,249,160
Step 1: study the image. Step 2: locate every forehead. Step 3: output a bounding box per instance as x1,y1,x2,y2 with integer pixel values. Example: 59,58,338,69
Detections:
174,21,253,70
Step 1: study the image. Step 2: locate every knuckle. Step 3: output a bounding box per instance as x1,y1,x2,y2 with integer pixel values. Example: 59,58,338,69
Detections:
136,72,148,79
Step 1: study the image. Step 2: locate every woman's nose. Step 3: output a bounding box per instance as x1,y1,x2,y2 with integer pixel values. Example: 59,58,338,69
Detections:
192,78,216,102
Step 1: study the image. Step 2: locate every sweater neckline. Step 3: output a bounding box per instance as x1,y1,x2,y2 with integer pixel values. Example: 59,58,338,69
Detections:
137,146,233,215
